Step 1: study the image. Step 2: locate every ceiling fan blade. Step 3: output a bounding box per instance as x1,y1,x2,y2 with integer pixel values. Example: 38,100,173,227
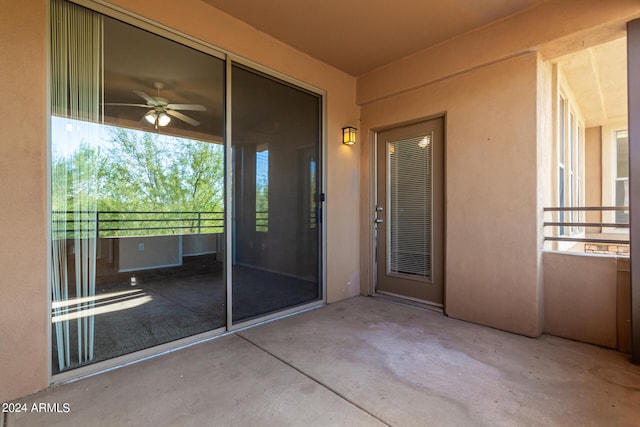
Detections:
166,109,200,126
133,90,157,105
166,103,207,111
105,103,149,108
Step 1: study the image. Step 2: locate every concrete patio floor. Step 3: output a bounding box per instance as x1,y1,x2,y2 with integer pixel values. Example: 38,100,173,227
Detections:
5,296,640,426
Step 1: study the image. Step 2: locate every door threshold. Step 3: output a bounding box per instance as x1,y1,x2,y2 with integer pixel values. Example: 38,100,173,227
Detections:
51,326,227,386
373,291,443,313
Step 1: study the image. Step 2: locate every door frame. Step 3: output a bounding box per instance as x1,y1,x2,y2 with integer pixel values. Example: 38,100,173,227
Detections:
224,55,328,332
370,114,446,309
49,0,328,384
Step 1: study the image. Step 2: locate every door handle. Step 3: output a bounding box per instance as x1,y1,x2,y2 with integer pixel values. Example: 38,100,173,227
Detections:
375,218,384,223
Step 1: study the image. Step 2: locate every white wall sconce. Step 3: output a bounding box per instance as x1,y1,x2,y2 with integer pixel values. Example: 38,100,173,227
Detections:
342,126,357,145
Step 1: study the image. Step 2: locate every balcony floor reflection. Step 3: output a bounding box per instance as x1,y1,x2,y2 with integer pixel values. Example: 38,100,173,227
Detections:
52,253,319,373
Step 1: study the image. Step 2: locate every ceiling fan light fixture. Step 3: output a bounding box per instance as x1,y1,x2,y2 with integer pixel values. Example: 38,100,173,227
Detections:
144,111,157,125
158,112,171,127
111,83,205,128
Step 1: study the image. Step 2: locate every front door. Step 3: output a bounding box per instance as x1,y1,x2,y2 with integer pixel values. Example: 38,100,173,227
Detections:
375,117,444,305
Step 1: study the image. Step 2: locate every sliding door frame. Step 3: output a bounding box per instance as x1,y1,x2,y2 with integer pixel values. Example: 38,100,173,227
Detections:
49,0,327,384
225,54,327,331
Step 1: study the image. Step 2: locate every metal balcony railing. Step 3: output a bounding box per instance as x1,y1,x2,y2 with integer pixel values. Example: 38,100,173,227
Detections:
52,211,225,238
543,206,629,253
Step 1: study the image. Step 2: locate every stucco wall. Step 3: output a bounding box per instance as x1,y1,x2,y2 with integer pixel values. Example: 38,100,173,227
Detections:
357,0,640,105
543,252,617,348
0,0,360,402
0,0,49,403
537,57,554,333
356,0,640,340
118,236,182,272
360,53,542,337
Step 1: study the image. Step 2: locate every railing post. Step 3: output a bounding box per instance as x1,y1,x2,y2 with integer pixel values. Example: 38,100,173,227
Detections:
197,212,201,234
628,18,640,365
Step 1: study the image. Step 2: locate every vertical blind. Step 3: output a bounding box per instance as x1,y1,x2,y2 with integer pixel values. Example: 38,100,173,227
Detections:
50,0,104,372
387,134,432,279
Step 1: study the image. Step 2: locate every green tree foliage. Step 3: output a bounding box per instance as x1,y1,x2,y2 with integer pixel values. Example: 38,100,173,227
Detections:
53,126,224,237
51,143,105,212
100,128,223,213
255,149,269,232
51,142,107,239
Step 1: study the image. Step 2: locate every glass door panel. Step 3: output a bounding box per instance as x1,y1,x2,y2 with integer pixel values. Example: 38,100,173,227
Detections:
388,134,433,280
50,0,225,374
231,64,322,323
375,118,444,304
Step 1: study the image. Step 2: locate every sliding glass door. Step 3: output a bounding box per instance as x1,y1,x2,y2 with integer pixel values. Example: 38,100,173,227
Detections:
50,0,323,375
51,0,226,374
231,65,322,323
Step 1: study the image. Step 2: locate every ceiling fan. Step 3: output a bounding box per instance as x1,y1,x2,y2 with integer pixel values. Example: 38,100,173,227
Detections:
107,82,206,129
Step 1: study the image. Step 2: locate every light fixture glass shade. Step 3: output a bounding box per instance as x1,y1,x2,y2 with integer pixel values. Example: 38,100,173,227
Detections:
144,111,157,124
158,112,171,127
342,126,357,145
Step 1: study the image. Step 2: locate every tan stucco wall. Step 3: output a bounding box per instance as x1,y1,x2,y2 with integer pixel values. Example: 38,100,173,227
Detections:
360,53,542,337
357,0,640,105
543,252,617,348
0,0,359,402
0,0,50,403
537,57,554,333
357,0,640,340
118,236,182,272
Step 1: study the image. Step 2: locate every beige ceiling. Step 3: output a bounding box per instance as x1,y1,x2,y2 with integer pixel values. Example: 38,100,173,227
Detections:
556,37,627,127
102,0,626,136
201,0,548,76
199,0,627,128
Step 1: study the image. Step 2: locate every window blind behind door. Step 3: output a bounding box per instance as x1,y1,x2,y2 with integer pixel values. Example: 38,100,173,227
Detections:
387,134,432,280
